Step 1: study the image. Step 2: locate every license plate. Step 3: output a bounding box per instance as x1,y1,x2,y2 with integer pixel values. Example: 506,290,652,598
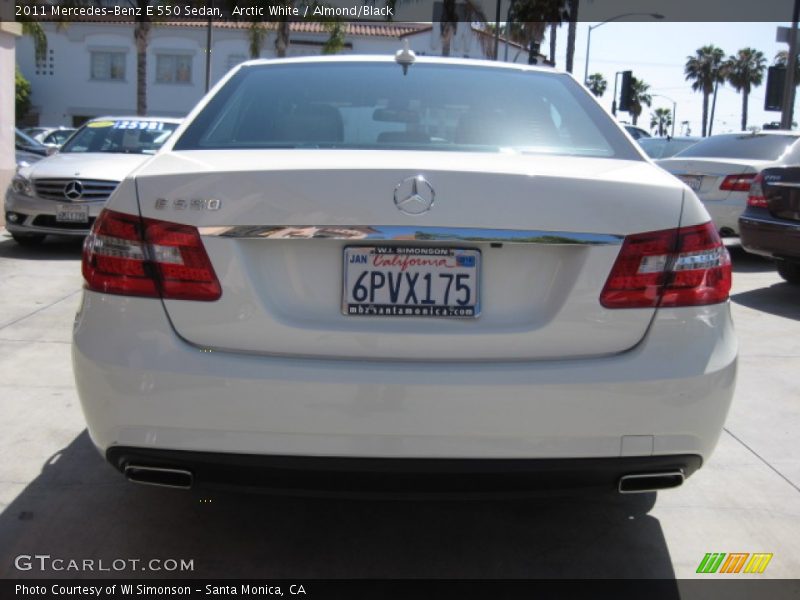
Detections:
680,175,703,192
342,246,481,318
56,205,89,223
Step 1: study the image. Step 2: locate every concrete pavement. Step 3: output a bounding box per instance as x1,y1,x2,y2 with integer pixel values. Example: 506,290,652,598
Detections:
0,230,797,580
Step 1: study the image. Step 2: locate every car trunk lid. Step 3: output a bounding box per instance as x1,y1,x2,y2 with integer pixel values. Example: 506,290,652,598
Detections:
762,167,800,222
134,150,685,361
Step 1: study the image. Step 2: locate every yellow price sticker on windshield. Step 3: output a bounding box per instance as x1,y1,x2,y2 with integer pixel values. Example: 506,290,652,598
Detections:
87,120,114,128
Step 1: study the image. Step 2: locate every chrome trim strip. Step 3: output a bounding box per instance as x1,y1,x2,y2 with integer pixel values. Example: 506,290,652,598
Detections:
198,225,624,245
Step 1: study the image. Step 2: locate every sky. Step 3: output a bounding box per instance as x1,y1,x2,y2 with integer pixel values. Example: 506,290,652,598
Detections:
549,21,796,136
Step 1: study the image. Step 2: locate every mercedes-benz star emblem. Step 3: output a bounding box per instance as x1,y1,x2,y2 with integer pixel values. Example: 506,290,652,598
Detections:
393,176,435,216
63,180,84,201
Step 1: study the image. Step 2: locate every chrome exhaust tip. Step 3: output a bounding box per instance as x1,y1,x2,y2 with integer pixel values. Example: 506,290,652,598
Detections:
124,465,193,490
618,471,684,494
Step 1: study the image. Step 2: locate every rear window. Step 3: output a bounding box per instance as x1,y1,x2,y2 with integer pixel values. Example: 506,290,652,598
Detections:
639,138,698,159
61,119,179,154
175,62,640,160
674,134,800,160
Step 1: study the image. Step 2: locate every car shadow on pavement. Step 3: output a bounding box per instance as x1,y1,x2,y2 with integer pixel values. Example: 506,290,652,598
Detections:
728,246,776,274
0,431,679,587
731,284,800,321
0,234,83,261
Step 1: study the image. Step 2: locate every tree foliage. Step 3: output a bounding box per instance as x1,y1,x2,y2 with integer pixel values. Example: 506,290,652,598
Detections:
16,65,32,122
629,77,652,126
587,73,607,97
685,45,726,136
726,48,766,131
650,107,672,136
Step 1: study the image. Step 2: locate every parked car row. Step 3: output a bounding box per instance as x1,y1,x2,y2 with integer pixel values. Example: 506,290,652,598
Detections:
630,130,799,285
5,117,181,245
15,128,50,169
23,126,77,149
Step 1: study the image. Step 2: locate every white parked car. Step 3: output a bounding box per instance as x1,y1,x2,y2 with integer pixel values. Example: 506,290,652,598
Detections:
657,131,800,237
72,56,736,495
5,116,181,245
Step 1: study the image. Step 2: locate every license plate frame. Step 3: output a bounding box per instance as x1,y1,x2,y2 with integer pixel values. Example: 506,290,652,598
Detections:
680,175,703,193
56,204,89,223
342,245,481,318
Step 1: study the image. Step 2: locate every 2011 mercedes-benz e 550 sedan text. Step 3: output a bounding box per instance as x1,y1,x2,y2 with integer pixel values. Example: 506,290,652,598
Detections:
72,55,737,495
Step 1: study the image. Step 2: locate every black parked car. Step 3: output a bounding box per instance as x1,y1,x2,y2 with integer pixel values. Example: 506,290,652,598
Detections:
739,164,800,284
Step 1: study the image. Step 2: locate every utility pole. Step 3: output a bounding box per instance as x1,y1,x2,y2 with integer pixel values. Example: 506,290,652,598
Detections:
204,14,212,92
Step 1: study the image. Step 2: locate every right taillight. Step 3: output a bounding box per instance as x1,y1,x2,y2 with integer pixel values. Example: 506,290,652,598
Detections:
82,209,221,301
600,222,731,309
747,173,769,208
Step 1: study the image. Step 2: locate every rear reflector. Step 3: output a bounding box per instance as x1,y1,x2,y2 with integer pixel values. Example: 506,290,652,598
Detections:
600,222,731,309
720,173,756,192
82,209,221,301
746,173,769,208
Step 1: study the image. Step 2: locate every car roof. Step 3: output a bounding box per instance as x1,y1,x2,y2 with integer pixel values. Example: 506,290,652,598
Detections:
640,136,700,142
87,116,184,124
707,130,800,138
237,54,560,75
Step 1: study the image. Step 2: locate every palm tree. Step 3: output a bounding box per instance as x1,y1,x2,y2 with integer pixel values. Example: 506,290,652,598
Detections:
650,107,673,136
322,21,346,55
586,73,607,97
509,0,569,63
133,1,151,116
247,23,268,59
549,22,558,65
726,48,766,131
565,0,579,73
629,77,651,126
439,0,487,57
21,22,48,62
775,50,800,84
685,45,726,137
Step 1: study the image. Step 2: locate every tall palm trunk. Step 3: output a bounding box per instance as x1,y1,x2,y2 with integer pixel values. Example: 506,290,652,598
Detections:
741,90,749,130
549,23,557,65
701,93,709,137
441,23,454,57
565,0,578,73
133,6,150,116
275,19,289,57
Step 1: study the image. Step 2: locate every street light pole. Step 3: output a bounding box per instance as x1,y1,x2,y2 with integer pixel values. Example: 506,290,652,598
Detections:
583,12,664,85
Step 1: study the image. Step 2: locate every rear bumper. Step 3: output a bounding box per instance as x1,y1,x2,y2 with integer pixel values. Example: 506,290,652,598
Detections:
106,448,702,494
739,208,800,261
4,189,101,236
72,292,737,467
701,192,746,235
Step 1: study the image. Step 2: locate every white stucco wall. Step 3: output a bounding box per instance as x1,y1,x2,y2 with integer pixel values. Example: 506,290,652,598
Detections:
15,22,530,127
0,20,22,225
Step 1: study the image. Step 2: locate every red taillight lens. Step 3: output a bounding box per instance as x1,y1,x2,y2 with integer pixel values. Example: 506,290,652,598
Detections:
82,209,221,301
600,222,731,309
747,173,769,208
720,173,756,192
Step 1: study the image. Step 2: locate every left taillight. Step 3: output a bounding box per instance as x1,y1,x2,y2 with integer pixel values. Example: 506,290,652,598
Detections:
82,209,221,301
720,173,756,192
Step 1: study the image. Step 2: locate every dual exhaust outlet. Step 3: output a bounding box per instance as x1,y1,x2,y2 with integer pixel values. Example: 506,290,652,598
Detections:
124,465,193,490
123,464,685,494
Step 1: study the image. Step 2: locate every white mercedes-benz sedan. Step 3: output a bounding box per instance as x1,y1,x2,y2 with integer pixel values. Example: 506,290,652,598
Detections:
72,55,737,495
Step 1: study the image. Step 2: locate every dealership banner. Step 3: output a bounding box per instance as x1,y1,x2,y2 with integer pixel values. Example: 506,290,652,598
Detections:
4,579,800,599
3,0,800,23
